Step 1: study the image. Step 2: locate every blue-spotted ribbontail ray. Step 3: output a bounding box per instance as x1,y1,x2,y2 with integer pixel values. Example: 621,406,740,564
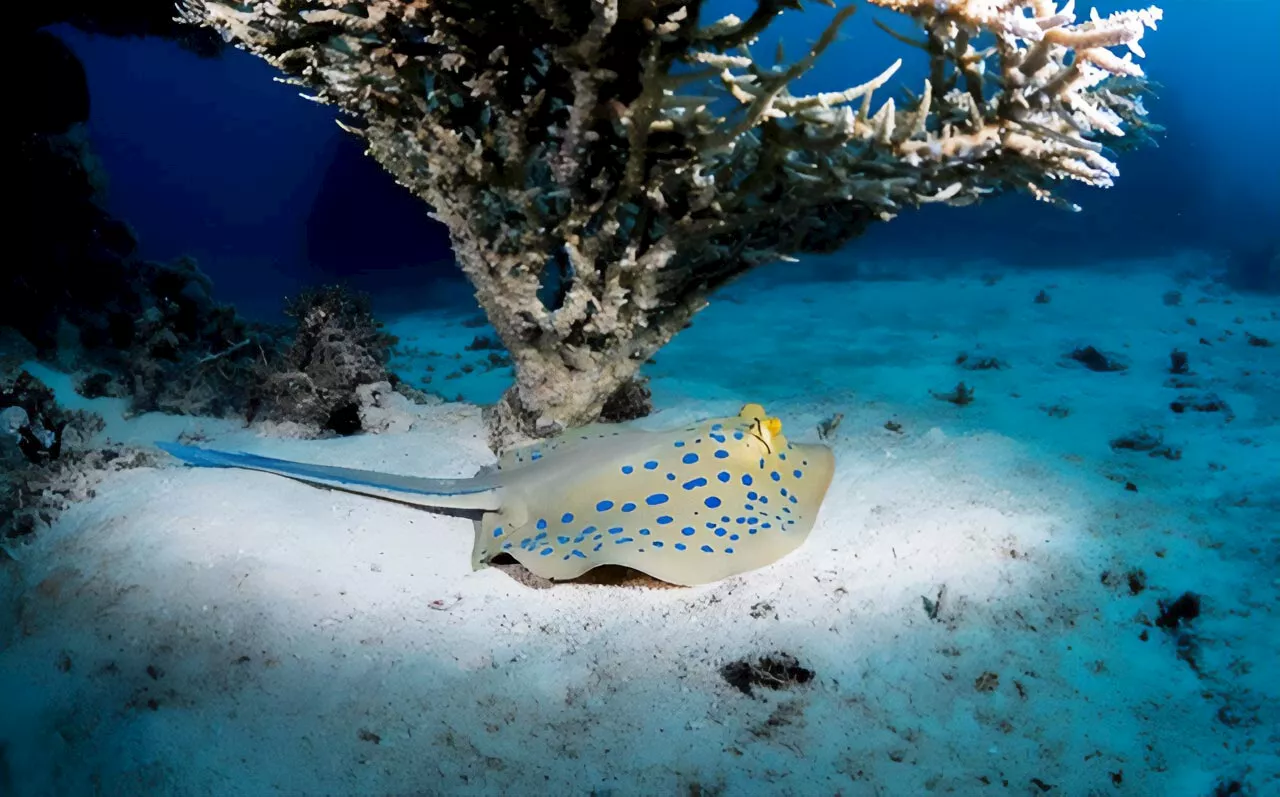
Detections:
156,403,836,586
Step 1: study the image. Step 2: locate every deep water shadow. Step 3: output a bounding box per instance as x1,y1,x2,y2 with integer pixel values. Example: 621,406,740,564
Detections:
302,134,462,314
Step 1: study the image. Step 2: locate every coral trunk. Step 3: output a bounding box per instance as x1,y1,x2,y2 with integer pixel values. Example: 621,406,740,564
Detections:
484,351,644,452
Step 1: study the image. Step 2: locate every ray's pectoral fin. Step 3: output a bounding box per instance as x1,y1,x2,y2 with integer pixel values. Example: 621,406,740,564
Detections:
472,500,530,571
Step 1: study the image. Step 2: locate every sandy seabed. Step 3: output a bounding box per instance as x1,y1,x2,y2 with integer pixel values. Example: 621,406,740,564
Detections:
1,256,1276,796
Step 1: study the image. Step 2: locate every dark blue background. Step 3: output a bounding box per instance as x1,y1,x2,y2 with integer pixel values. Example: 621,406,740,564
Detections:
54,0,1279,319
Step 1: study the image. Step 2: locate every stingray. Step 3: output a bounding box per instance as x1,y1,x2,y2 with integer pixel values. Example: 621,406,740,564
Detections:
156,403,836,586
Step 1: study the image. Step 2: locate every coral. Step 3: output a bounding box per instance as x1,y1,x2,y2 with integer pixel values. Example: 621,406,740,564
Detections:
0,369,155,541
248,285,400,435
181,0,1164,448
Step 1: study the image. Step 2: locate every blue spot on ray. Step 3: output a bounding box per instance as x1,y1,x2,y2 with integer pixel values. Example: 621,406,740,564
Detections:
537,519,548,530
717,471,731,483
644,461,659,470
646,493,669,505
622,502,637,512
621,465,634,474
714,450,729,459
682,453,699,464
681,527,695,536
561,512,574,523
597,500,614,512
704,496,722,508
683,477,707,490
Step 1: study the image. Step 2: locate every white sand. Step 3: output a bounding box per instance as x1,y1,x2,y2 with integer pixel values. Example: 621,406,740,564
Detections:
2,256,1276,796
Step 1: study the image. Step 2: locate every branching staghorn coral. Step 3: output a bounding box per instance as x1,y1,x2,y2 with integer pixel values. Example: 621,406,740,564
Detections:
179,0,1163,449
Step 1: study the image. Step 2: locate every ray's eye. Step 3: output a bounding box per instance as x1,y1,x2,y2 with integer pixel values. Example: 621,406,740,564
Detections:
749,419,773,454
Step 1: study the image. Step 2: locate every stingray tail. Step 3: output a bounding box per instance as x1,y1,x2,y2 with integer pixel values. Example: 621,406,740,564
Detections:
156,441,503,511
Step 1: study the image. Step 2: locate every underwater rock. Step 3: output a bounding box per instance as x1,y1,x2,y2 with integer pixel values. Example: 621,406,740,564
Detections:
1109,429,1182,460
931,382,975,406
720,653,816,697
15,1,224,58
1,371,75,465
1065,345,1128,372
1155,591,1201,630
1169,393,1233,420
248,285,399,436
0,370,154,540
355,380,437,435
956,352,1008,371
11,30,89,136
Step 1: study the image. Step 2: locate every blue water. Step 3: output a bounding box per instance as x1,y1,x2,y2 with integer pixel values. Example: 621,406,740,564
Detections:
54,0,1279,320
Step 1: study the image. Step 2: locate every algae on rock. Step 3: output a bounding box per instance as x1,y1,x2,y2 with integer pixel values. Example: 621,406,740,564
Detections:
182,0,1164,449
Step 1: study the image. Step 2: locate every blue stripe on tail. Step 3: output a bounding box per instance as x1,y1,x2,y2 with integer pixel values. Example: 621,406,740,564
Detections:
156,441,259,469
155,441,494,498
